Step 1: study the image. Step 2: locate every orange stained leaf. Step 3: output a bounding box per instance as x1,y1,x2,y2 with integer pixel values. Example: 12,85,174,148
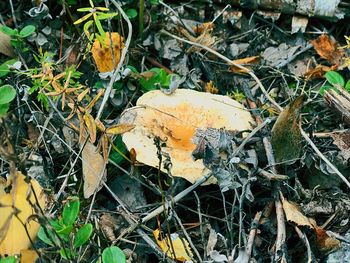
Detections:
129,148,137,164
91,32,125,73
105,123,135,135
315,227,341,252
204,80,219,94
193,22,214,35
304,64,337,79
83,112,97,143
229,56,260,74
310,34,344,66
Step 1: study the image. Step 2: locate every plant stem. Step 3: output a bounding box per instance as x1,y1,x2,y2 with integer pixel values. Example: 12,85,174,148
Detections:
139,0,144,38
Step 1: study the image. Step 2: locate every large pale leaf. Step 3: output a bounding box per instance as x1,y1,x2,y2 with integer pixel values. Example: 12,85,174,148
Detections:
82,142,106,198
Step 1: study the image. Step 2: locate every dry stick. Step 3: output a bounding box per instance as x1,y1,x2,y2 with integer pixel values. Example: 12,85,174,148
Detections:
96,0,132,120
194,191,206,259
294,226,314,263
115,173,213,243
160,29,282,112
300,129,350,189
245,211,262,262
263,138,287,262
173,211,203,263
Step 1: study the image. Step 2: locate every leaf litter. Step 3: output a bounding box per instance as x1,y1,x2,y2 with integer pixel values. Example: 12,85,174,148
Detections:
1,1,350,262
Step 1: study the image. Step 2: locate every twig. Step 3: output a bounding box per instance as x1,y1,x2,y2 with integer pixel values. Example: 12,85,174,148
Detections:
300,128,350,189
115,173,213,242
245,211,262,263
194,191,206,259
294,226,315,263
8,0,18,27
160,29,282,111
96,0,132,119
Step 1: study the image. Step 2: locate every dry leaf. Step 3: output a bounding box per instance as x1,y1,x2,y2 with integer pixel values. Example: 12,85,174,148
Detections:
153,229,193,262
310,34,344,66
119,89,254,184
304,64,337,79
331,132,350,161
82,141,106,198
105,124,135,135
193,21,214,35
281,198,316,228
0,172,46,256
91,32,124,73
315,227,341,252
0,31,15,57
271,96,304,163
229,56,260,74
83,112,97,143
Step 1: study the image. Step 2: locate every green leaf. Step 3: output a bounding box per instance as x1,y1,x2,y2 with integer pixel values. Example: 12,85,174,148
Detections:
73,223,93,248
0,85,16,104
109,136,128,164
345,79,350,92
102,246,126,263
83,20,94,37
0,256,17,263
38,226,58,246
0,25,17,36
319,85,339,96
94,16,105,37
77,7,92,12
60,248,74,260
325,71,344,87
150,0,159,4
126,9,138,19
62,197,80,226
0,59,17,78
96,12,118,20
0,103,10,117
19,25,36,37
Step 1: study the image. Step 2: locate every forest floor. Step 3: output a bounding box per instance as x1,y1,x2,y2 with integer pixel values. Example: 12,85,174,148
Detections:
1,1,350,263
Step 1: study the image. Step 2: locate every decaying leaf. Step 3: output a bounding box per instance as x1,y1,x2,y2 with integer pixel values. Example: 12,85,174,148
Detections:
229,56,260,74
271,96,304,163
153,229,193,262
310,35,344,66
281,198,316,228
82,141,106,198
315,227,341,252
119,89,254,184
91,32,124,73
331,132,350,161
0,31,15,57
20,249,39,263
0,172,46,256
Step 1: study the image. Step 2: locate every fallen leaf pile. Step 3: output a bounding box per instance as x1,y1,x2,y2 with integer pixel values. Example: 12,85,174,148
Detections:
119,89,254,184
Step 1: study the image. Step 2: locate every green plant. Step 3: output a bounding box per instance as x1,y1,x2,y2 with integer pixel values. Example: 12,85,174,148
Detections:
138,68,179,92
73,0,117,46
320,71,350,95
0,256,17,263
38,197,93,261
102,246,126,263
0,84,16,117
0,25,36,51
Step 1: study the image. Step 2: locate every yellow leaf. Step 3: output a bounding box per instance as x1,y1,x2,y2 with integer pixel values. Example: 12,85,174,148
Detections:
77,88,90,102
20,249,39,263
91,32,124,73
105,124,135,135
83,112,97,143
101,134,109,162
0,172,46,256
153,229,193,262
82,142,106,198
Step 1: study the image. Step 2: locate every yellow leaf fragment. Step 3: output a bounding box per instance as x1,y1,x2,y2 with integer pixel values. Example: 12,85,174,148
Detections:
153,229,193,262
91,32,124,73
0,172,46,256
82,141,106,198
83,112,97,143
105,124,135,135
